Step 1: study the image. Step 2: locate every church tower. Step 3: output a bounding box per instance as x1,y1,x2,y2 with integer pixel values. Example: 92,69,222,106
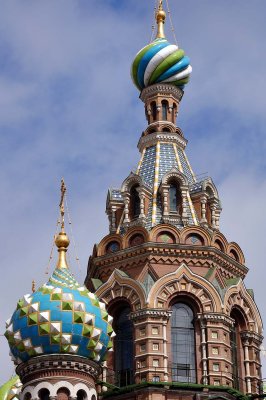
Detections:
85,2,263,399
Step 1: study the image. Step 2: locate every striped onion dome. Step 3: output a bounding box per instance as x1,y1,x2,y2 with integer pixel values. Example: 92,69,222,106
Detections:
131,37,192,92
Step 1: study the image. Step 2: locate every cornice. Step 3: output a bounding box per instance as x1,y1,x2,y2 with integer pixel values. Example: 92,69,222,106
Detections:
197,312,235,327
240,330,264,345
140,84,183,103
130,308,172,321
138,131,187,152
89,242,248,279
16,354,101,384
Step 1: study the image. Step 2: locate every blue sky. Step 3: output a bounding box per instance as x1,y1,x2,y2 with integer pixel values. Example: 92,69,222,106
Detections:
1,0,266,382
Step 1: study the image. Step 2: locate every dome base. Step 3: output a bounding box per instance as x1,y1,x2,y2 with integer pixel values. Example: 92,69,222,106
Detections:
16,354,101,399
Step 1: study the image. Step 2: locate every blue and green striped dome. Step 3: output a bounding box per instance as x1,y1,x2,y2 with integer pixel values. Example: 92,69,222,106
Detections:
5,267,113,365
131,38,192,91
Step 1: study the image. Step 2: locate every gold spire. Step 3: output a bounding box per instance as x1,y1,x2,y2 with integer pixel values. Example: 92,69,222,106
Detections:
32,280,36,293
55,179,70,269
156,0,166,39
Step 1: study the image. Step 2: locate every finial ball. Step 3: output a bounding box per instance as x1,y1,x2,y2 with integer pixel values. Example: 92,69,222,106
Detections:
55,231,70,248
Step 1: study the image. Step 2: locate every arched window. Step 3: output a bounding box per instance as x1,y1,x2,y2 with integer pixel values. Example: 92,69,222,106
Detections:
130,186,140,219
171,303,196,383
169,184,177,211
77,390,87,400
172,103,177,123
57,388,70,400
230,308,246,391
114,305,134,387
151,101,157,121
38,389,50,400
162,100,168,121
169,182,182,213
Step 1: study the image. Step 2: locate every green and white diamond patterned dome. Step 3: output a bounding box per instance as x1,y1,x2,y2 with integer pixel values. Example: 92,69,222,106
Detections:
5,183,113,366
131,2,192,91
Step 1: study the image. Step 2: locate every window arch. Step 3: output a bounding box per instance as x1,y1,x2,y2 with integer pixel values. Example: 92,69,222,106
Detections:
169,181,182,214
162,100,168,121
171,303,196,383
113,305,134,386
77,390,87,400
38,389,50,400
57,388,70,400
130,185,140,219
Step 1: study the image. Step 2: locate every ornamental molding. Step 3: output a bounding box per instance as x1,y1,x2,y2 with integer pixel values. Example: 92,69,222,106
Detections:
240,330,263,345
130,308,172,321
197,312,234,327
92,243,248,279
138,131,187,152
17,354,101,383
140,84,183,103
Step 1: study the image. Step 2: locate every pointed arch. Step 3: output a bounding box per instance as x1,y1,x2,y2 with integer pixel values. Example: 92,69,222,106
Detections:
95,269,147,311
224,281,263,334
147,263,223,312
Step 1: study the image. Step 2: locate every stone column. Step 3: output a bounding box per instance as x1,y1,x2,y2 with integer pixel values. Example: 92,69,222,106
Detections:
215,208,221,230
163,321,168,382
200,321,208,385
123,194,130,223
243,339,252,393
200,195,208,225
111,206,117,233
181,187,189,225
137,188,145,219
210,204,217,229
162,186,169,216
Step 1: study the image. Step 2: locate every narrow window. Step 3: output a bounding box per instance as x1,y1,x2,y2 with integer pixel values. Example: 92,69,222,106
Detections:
151,102,157,121
169,184,177,211
162,100,168,121
171,303,196,383
130,186,140,218
114,306,134,386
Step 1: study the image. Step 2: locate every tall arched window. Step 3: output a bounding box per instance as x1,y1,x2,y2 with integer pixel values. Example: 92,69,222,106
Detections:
169,182,182,213
130,186,140,218
230,308,246,391
114,306,134,387
171,303,196,383
169,184,177,211
162,100,168,121
151,101,157,121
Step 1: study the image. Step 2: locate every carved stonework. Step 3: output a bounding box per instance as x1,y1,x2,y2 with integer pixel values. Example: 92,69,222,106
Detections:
16,354,101,385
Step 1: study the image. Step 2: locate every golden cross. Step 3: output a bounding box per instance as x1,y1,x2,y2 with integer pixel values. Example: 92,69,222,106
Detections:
159,0,163,10
59,178,66,230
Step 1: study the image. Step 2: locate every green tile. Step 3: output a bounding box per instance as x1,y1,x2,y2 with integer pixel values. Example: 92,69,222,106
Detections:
39,323,50,335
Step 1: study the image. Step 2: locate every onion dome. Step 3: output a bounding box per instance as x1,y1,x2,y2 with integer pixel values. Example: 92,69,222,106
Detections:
0,376,22,400
131,1,192,91
5,181,113,366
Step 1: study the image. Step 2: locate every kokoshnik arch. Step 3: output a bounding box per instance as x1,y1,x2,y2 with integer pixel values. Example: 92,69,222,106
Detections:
0,2,263,400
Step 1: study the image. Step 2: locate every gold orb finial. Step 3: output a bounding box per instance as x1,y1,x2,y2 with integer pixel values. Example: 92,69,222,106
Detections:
156,0,166,39
55,179,70,269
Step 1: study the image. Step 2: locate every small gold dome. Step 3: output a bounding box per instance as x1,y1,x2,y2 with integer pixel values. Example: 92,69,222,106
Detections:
55,231,70,249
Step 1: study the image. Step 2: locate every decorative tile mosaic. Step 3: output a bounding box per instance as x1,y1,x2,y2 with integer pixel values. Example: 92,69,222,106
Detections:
5,268,113,365
0,376,22,400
